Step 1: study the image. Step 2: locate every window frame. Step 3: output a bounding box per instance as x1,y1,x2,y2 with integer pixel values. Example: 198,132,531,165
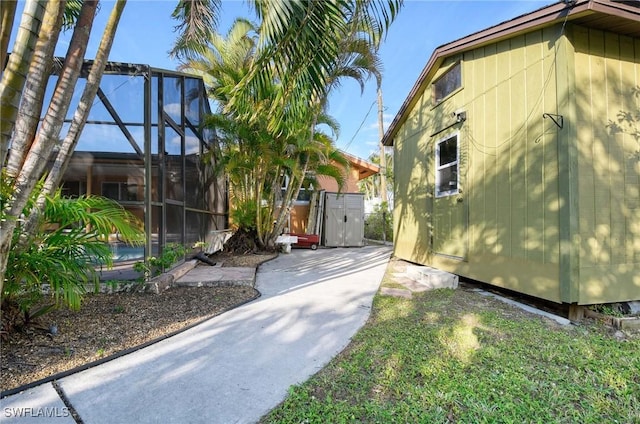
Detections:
60,180,86,198
102,181,139,202
281,174,314,204
432,61,462,105
435,133,460,198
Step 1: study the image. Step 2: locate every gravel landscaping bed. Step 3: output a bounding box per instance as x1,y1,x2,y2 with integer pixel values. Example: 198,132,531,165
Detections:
1,252,276,393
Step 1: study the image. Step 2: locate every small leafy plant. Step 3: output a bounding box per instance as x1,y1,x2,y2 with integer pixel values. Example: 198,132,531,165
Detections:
1,176,144,334
133,243,187,281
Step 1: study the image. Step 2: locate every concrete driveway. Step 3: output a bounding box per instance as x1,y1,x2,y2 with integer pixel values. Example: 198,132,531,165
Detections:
1,245,392,424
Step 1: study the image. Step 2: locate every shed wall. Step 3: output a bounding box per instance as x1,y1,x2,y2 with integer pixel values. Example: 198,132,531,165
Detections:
393,26,564,302
572,26,640,303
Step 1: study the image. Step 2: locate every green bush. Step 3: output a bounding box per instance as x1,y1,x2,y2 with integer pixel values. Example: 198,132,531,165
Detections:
364,204,393,242
2,183,144,331
230,199,258,230
133,243,187,280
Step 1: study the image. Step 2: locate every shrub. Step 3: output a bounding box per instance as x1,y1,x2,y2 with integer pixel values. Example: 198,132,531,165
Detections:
1,185,144,334
133,243,187,280
364,204,393,242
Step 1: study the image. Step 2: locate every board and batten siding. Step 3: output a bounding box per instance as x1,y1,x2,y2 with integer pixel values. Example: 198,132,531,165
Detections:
572,25,640,304
394,25,566,302
392,89,433,266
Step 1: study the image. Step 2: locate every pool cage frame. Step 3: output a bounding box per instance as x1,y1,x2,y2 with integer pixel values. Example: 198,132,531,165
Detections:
54,60,228,264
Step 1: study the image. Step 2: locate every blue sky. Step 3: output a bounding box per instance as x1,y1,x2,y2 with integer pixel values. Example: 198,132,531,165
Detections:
12,0,553,160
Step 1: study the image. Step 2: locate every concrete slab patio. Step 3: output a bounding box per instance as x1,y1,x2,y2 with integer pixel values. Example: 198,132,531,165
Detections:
1,246,392,424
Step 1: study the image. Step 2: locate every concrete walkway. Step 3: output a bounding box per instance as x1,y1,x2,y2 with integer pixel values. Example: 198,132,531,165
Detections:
1,246,392,424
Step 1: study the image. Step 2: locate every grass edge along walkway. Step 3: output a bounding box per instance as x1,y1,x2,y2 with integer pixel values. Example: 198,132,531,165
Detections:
261,262,640,424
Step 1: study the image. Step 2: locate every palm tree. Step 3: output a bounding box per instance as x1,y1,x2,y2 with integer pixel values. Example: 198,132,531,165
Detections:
2,183,143,329
169,0,401,133
268,12,386,240
1,0,100,297
0,0,221,297
359,151,393,200
177,2,396,249
234,0,401,130
0,0,54,166
180,17,358,249
268,114,349,247
179,17,270,231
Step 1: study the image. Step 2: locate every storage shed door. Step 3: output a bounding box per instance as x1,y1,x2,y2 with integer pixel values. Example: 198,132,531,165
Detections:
323,193,364,247
344,194,364,246
324,193,344,247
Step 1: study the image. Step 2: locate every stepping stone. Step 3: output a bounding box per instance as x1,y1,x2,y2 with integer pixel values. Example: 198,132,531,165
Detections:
406,266,458,290
394,276,432,292
380,287,412,299
175,267,256,287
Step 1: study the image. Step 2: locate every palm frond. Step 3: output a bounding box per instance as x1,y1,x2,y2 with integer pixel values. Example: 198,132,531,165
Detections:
44,193,144,245
170,0,221,60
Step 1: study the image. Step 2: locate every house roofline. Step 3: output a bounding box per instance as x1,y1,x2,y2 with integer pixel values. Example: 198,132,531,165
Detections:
339,149,380,180
382,0,640,147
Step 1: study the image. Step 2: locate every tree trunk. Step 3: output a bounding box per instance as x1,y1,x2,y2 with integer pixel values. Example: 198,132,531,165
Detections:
0,0,47,167
0,1,97,296
5,0,65,177
270,159,308,247
269,117,318,246
0,0,18,72
19,1,128,239
43,0,127,196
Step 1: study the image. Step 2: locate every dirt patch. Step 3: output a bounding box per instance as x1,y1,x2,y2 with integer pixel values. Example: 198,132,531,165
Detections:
1,252,276,394
212,251,278,268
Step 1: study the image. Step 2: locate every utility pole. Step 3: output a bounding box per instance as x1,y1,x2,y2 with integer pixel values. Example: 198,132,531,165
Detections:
377,88,388,244
377,88,387,208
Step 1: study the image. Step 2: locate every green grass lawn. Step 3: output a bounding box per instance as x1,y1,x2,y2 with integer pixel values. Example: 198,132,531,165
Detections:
261,270,640,423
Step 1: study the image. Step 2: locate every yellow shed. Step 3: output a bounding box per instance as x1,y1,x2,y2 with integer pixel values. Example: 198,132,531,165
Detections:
383,0,640,307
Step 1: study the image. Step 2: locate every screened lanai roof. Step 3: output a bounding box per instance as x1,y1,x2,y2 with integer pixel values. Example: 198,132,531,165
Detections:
47,60,214,156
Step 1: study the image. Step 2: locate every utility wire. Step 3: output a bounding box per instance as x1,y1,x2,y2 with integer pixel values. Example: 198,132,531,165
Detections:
344,100,377,151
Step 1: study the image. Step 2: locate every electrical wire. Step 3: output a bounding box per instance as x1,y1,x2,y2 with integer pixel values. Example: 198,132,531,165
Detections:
461,7,572,154
343,100,377,150
403,6,573,154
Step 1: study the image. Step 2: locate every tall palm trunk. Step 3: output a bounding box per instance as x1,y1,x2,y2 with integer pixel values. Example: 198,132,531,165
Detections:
43,0,127,197
19,1,128,239
0,0,18,71
5,0,66,177
0,1,98,296
269,110,320,247
0,0,47,166
269,155,311,247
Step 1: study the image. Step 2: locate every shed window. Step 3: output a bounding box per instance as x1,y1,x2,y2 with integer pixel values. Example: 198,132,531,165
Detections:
433,62,461,104
435,134,459,197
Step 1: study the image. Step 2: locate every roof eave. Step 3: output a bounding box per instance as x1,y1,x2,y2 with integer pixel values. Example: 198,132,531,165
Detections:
339,150,381,179
382,0,639,147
